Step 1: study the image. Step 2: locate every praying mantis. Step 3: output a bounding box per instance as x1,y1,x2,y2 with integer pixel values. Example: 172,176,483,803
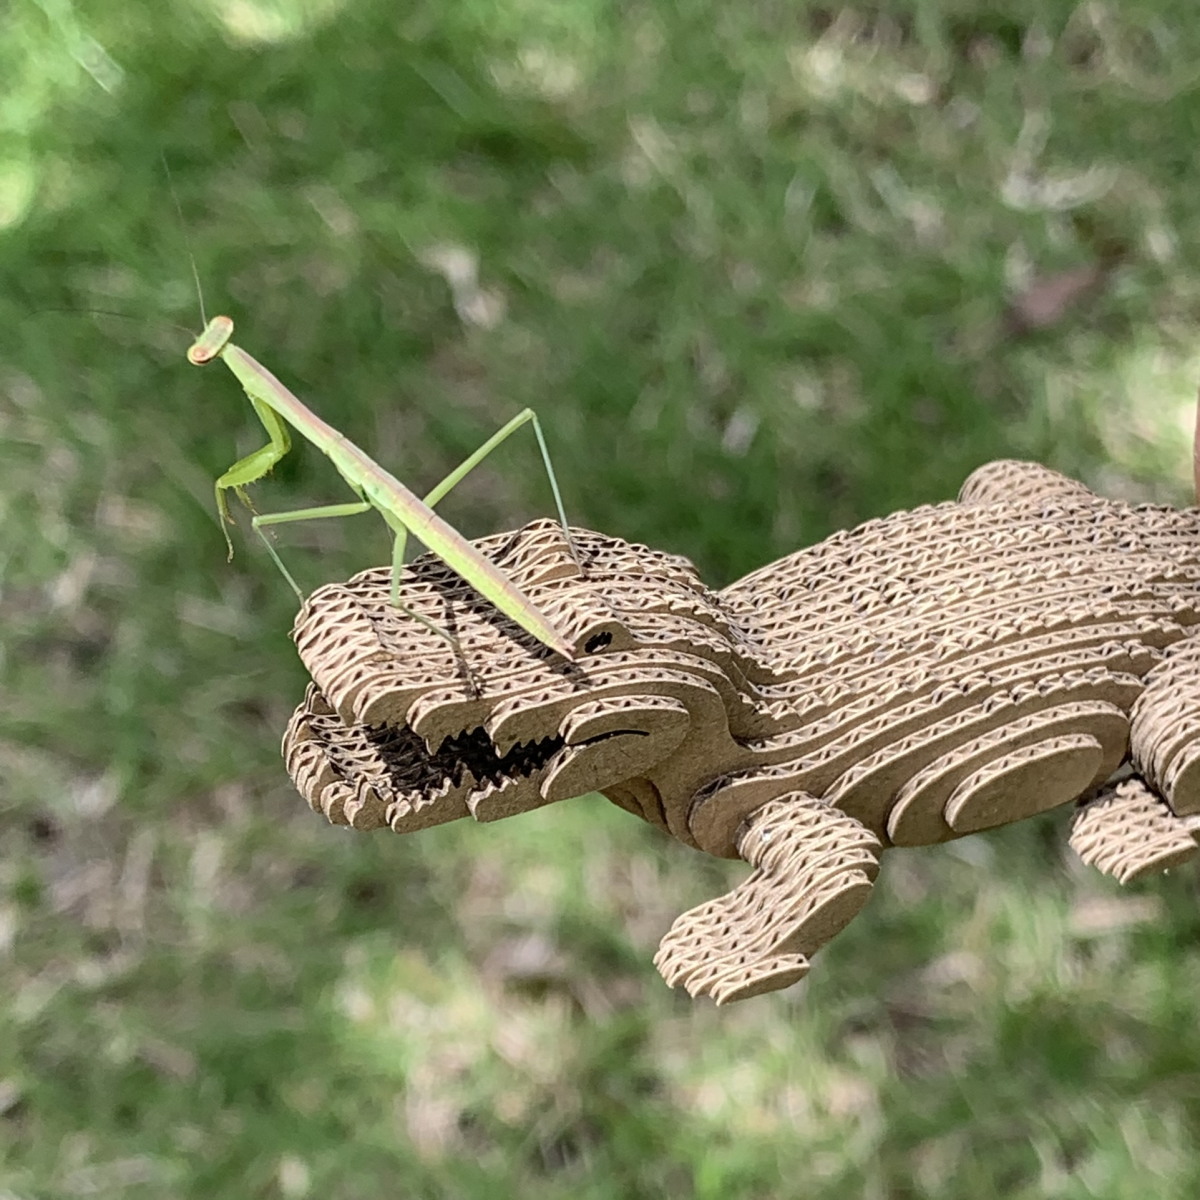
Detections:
187,299,1200,674
187,313,579,661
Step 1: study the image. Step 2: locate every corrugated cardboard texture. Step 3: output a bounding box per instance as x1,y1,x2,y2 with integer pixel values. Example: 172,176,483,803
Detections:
283,460,1200,1002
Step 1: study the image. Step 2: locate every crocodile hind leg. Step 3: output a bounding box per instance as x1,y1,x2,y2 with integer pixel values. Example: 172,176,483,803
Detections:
654,794,881,1005
1129,637,1200,818
1069,640,1200,884
1069,777,1200,883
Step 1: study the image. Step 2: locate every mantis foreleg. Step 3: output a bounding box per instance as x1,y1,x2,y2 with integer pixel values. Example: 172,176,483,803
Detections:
214,393,292,560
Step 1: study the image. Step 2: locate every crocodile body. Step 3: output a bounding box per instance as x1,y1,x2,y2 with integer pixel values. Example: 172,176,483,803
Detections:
283,460,1200,1003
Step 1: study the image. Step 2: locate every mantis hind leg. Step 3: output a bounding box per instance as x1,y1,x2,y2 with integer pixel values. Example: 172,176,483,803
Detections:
381,405,576,612
373,408,574,675
421,408,578,564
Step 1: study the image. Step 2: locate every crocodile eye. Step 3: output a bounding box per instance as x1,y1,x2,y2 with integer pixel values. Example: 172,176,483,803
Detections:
584,631,614,654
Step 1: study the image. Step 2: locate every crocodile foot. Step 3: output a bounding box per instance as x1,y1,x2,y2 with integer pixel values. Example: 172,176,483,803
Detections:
654,794,881,1004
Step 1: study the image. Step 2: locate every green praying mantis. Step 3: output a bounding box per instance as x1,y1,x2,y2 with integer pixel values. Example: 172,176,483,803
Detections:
188,293,1200,673
187,314,579,661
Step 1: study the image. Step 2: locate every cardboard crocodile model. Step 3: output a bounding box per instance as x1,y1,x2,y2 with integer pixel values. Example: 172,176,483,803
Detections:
281,459,1200,1004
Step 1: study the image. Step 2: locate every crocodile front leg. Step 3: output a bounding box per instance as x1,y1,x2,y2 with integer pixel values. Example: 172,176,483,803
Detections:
654,793,881,1004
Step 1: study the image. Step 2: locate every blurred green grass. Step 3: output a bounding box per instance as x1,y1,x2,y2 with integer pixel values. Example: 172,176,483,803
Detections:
4,1,1200,1196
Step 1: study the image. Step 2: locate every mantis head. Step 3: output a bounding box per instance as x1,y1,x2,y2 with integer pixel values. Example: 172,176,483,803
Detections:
187,314,235,365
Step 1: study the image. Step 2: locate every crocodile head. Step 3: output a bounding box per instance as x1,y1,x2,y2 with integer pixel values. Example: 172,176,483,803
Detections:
283,520,759,837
